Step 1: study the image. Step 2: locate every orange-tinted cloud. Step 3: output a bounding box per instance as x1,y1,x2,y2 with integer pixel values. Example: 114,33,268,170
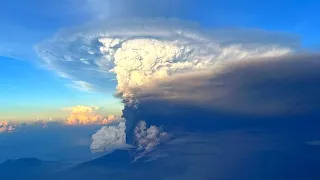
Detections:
65,106,121,125
0,121,15,133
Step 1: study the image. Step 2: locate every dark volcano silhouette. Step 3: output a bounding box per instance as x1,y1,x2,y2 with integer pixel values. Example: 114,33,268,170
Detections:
75,149,132,169
49,149,184,180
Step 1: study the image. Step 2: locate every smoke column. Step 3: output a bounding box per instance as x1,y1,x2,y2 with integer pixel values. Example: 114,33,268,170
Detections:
36,18,298,148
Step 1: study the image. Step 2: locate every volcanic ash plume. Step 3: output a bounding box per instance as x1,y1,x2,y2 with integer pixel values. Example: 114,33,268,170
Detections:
36,19,297,105
37,19,300,153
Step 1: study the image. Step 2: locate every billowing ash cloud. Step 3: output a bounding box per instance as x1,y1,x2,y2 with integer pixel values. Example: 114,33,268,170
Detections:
90,119,170,158
65,105,121,125
131,54,320,115
37,18,315,150
0,121,15,133
133,121,170,160
36,19,297,101
90,121,131,153
135,121,170,151
120,54,320,133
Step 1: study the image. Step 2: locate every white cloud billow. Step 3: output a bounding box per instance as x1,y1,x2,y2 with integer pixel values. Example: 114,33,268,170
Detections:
90,121,129,153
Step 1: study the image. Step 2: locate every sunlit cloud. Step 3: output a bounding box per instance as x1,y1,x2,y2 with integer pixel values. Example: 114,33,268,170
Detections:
65,105,121,125
0,121,15,133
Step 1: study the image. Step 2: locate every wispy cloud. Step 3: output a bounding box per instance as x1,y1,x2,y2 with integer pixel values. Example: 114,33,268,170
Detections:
306,140,320,146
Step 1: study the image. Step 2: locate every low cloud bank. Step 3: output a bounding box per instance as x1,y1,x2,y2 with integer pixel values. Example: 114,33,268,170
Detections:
0,121,15,133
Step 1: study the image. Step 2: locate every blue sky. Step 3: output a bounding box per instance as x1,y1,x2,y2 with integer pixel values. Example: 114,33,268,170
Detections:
0,56,122,121
0,0,319,122
0,56,122,122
